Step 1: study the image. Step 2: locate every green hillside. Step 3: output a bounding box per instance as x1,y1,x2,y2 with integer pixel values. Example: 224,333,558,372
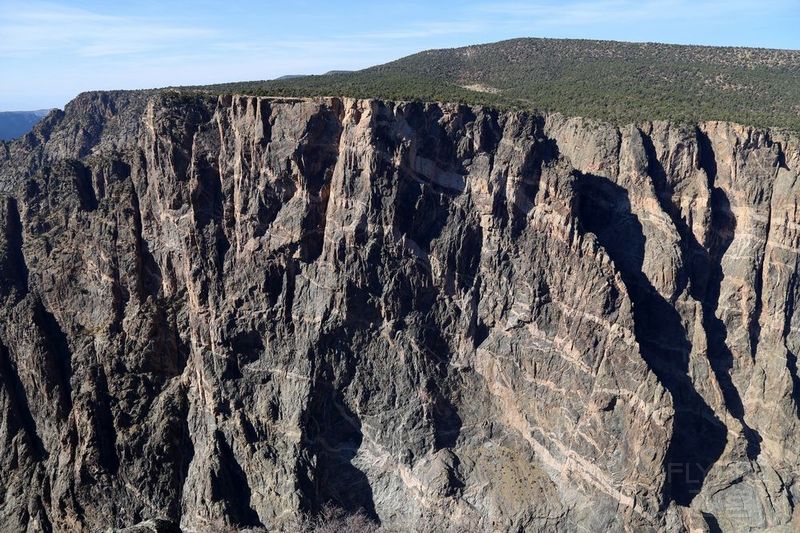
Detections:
203,38,800,131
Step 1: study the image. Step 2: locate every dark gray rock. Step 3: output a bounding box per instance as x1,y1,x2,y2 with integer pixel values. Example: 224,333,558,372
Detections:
0,92,798,532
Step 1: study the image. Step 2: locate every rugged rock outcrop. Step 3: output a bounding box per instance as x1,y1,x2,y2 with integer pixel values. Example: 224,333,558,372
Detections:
0,91,798,532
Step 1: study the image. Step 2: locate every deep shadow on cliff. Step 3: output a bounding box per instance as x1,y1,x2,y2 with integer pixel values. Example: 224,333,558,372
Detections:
0,91,798,532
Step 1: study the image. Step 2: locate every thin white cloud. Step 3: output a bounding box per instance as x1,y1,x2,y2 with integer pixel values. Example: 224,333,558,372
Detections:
478,0,792,27
2,0,797,110
0,1,471,63
0,1,215,58
356,21,484,40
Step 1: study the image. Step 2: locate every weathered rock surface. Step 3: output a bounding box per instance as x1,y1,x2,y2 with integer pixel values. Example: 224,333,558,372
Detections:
0,91,798,532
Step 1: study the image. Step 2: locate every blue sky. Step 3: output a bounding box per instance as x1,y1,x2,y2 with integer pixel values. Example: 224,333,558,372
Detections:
1,0,799,111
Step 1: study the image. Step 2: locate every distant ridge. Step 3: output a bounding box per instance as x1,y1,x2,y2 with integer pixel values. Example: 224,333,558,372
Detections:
203,37,800,131
0,109,52,141
274,70,353,81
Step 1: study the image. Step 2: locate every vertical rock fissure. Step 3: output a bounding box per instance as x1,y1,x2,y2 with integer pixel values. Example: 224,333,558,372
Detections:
129,183,162,299
696,128,762,460
190,126,230,286
33,298,73,413
90,365,119,475
782,268,800,416
73,161,98,212
573,169,727,506
0,338,46,460
300,348,378,522
4,197,29,298
173,390,194,525
296,104,344,263
211,430,262,528
747,140,786,362
749,183,772,361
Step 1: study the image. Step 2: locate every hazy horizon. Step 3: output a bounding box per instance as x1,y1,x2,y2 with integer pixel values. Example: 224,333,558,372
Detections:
2,0,799,111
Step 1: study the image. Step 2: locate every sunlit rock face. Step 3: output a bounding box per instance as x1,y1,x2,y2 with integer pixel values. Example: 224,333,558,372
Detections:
0,91,798,532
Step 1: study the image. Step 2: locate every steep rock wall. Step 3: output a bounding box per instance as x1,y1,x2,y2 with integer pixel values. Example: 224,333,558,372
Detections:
0,92,798,532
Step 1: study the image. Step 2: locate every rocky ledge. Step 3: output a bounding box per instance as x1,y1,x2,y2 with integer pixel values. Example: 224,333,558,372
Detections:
0,91,798,532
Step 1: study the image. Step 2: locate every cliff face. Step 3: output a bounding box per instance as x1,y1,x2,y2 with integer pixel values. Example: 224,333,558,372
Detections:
0,91,798,532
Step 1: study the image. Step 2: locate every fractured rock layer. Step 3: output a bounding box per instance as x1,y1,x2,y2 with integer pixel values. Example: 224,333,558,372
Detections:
0,91,798,532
